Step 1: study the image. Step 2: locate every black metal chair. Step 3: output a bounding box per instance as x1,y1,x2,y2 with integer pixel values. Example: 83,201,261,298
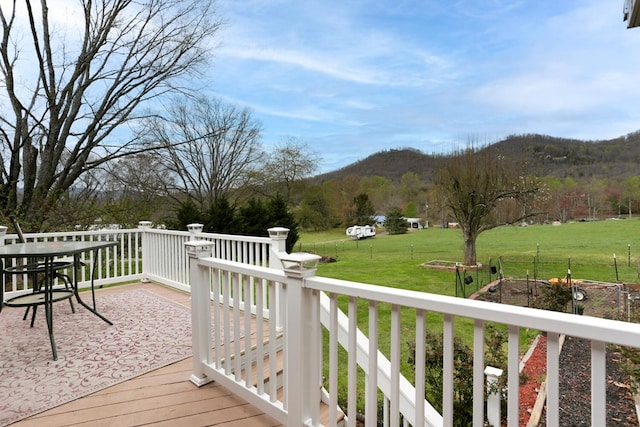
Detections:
3,216,75,326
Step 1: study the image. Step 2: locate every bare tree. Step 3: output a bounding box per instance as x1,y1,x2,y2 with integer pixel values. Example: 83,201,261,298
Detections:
0,0,221,228
434,146,540,266
140,96,263,210
98,153,174,226
257,137,319,204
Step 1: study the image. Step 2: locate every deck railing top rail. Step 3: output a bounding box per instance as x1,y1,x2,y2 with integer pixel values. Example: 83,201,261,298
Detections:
305,275,640,348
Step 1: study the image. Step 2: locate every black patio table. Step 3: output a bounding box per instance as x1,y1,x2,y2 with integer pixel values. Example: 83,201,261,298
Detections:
0,240,117,360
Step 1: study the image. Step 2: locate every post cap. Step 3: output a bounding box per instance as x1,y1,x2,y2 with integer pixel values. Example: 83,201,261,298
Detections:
484,366,504,377
268,227,290,240
187,223,204,234
279,252,321,278
185,240,213,257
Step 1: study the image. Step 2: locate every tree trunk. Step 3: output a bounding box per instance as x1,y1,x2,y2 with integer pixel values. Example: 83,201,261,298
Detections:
463,230,477,266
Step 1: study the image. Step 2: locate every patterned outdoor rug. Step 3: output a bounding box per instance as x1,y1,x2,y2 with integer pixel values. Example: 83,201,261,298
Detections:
0,289,193,426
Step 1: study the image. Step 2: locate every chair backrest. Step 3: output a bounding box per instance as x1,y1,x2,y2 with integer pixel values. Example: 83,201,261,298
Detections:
10,216,26,243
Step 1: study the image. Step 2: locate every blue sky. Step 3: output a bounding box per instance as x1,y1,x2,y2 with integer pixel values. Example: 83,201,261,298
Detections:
202,1,639,173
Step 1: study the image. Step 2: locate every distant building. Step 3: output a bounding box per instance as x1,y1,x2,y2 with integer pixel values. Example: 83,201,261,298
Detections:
405,218,424,229
373,215,426,229
372,215,386,228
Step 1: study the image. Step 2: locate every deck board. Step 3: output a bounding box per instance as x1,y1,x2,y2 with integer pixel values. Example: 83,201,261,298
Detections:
10,282,282,427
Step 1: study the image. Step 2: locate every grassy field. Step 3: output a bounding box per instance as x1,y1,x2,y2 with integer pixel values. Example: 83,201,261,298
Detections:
298,219,640,411
299,219,640,291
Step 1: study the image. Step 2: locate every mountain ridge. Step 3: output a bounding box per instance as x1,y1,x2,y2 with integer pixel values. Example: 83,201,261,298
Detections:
312,132,640,184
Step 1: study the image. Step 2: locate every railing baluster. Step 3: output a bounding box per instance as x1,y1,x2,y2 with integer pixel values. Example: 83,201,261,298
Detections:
135,231,140,275
366,301,378,426
546,332,561,426
591,340,606,426
311,288,321,426
347,296,358,427
268,280,278,403
213,268,222,367
243,273,253,389
222,270,232,376
106,238,112,278
472,319,485,427
255,278,265,395
262,278,268,318
507,325,519,426
248,273,255,314
123,233,128,276
415,309,426,427
233,273,242,381
443,314,454,426
384,397,390,427
390,304,400,427
329,293,339,427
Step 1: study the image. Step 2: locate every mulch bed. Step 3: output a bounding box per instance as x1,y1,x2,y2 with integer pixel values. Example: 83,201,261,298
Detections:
520,336,547,426
535,335,638,426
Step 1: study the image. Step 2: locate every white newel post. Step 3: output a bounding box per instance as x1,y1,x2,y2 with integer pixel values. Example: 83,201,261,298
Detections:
279,252,322,426
268,227,289,330
186,240,214,387
267,227,289,270
485,366,503,427
138,221,153,282
0,225,7,245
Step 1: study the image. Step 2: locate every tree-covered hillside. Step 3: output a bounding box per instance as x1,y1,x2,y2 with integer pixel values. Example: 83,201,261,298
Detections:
313,132,640,185
299,132,640,230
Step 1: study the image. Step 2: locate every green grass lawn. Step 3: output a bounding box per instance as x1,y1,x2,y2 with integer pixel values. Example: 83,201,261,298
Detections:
300,219,640,289
298,219,640,411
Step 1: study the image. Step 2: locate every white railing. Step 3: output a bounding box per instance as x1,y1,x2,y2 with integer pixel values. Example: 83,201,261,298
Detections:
5,224,640,426
1,228,144,296
1,222,274,305
187,244,640,427
142,226,272,295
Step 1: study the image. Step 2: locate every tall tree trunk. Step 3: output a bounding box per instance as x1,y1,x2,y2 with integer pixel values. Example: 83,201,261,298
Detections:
463,229,477,266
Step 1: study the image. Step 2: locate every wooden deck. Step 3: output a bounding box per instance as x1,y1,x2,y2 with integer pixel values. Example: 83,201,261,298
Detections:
10,282,283,427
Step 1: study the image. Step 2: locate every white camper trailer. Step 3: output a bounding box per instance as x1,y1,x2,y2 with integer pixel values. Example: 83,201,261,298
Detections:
346,225,376,240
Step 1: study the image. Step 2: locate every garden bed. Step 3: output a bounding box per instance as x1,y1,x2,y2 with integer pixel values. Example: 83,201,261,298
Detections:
470,278,638,426
420,259,483,271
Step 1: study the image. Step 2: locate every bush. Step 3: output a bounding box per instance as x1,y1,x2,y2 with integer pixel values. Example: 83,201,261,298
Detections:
407,330,474,426
408,324,510,426
385,207,408,235
171,195,300,252
532,284,572,312
167,199,205,230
